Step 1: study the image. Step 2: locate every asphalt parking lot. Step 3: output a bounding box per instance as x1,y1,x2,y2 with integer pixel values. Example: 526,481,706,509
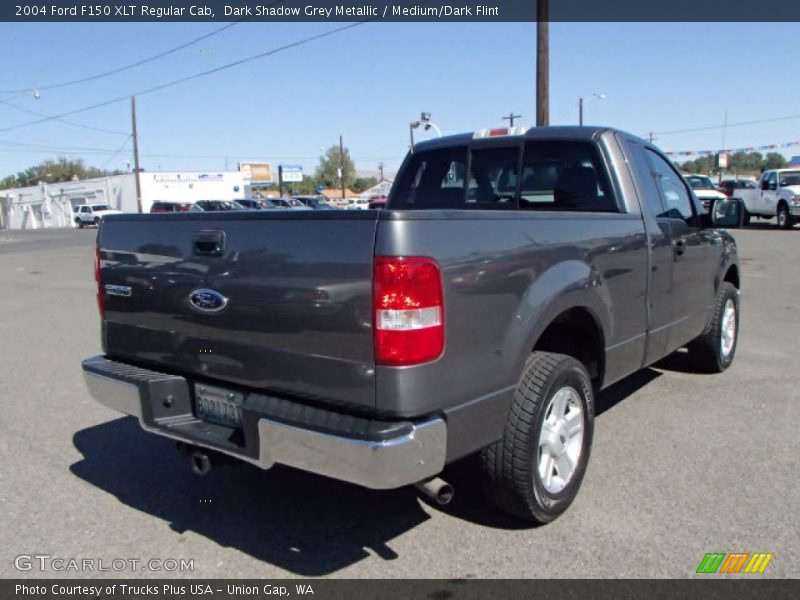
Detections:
0,224,797,579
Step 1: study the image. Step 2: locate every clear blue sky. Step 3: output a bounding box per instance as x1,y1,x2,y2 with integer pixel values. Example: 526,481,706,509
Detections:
1,21,798,179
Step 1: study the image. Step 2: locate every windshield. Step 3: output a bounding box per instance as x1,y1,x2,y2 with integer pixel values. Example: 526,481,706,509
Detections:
91,204,110,211
685,176,715,190
778,171,800,186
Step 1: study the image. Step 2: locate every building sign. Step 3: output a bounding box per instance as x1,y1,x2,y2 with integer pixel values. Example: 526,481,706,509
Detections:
153,173,224,183
239,162,273,183
281,165,303,183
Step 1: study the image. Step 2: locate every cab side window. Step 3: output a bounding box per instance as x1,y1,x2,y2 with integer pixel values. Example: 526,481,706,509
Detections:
645,149,696,226
766,171,778,190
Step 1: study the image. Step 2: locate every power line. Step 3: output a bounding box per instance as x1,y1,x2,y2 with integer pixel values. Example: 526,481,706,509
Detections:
0,98,129,136
651,113,800,136
0,21,370,134
100,136,133,169
0,22,241,95
0,139,401,163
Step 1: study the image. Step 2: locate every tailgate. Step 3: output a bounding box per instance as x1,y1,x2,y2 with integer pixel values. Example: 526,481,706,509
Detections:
98,211,378,411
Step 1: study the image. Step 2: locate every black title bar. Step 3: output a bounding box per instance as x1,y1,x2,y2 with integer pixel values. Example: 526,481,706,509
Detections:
4,0,800,22
4,580,800,600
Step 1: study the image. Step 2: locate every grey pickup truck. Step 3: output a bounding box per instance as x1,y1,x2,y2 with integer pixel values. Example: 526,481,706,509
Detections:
83,126,742,523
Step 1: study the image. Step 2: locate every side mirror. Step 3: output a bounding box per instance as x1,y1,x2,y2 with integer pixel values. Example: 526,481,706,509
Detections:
711,198,742,229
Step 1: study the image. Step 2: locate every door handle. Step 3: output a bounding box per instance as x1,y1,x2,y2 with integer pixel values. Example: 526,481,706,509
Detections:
672,238,686,256
193,230,225,256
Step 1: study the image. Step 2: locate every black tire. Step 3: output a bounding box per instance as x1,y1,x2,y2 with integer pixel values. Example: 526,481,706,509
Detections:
741,208,751,227
478,351,594,524
777,203,793,229
687,282,739,373
75,218,84,229
93,217,101,227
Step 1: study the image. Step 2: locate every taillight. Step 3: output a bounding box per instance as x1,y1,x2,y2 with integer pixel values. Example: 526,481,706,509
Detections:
373,256,444,366
95,245,105,319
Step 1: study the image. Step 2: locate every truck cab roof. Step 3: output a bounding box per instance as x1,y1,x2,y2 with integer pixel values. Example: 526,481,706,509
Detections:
413,126,616,153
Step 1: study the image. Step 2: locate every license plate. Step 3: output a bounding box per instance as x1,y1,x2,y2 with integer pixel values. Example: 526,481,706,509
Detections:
194,384,244,428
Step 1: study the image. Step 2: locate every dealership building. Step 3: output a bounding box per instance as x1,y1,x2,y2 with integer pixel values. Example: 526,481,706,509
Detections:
0,168,262,230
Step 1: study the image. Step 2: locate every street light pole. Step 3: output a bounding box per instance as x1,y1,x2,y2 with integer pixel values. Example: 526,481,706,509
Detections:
409,112,441,152
578,93,606,126
339,134,345,201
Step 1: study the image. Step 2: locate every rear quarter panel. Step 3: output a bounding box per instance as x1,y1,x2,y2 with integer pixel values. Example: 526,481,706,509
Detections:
374,210,648,427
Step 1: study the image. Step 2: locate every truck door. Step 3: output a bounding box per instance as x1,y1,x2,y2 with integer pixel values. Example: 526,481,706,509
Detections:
644,149,716,352
760,171,778,215
619,139,674,365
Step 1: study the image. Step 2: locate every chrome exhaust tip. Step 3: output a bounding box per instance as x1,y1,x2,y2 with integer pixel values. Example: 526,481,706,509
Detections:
415,477,454,505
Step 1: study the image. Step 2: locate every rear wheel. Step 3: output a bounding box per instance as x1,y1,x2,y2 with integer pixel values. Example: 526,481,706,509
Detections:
777,203,793,229
478,351,594,524
741,207,751,226
687,282,739,373
75,218,84,229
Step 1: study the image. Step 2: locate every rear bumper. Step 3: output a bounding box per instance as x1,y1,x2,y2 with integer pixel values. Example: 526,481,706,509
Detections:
82,355,446,489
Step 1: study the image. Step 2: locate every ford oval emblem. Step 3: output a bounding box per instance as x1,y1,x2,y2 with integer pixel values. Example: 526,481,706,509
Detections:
188,288,228,313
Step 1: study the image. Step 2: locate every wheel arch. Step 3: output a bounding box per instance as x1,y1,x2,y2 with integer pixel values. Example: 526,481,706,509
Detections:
529,305,606,390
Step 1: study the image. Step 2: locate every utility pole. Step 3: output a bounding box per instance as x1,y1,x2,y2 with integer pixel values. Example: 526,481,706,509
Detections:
579,98,583,126
278,165,284,197
130,96,142,213
536,0,549,127
378,162,384,182
503,112,522,127
648,132,655,143
339,134,345,201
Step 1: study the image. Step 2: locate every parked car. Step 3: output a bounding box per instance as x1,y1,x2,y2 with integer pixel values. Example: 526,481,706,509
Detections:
683,174,727,212
150,201,202,213
368,196,388,209
346,198,369,210
73,204,122,227
727,169,800,228
194,200,245,211
237,198,276,210
271,198,310,210
83,126,741,524
718,177,757,198
293,196,335,210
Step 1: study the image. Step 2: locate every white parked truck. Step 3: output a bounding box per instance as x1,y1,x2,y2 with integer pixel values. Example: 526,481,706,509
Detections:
732,168,800,229
683,174,727,212
73,204,123,228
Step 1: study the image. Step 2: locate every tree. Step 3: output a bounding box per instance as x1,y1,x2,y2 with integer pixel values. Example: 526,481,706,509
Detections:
680,155,715,174
1,157,120,189
679,150,789,175
351,176,378,194
314,145,356,190
763,152,788,170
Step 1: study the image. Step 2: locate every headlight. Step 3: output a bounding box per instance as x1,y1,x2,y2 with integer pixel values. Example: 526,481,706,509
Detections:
792,195,800,205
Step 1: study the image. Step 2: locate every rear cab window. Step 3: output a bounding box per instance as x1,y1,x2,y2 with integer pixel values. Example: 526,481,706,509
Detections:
390,138,618,212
